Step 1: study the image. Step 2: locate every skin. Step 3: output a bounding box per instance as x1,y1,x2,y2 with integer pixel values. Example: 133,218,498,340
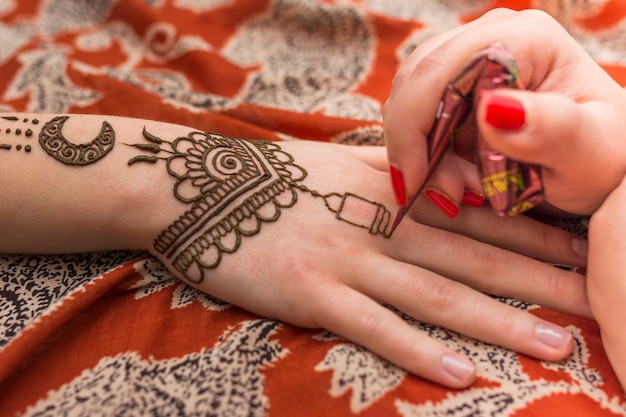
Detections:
383,8,626,389
588,178,626,389
0,113,588,389
383,8,626,215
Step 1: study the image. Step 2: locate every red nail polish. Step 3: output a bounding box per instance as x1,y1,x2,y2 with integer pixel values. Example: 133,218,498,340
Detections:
389,164,407,206
461,187,485,208
424,189,459,219
483,92,525,130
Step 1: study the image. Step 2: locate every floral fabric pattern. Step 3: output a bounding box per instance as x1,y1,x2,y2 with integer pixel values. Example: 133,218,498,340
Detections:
1,1,626,416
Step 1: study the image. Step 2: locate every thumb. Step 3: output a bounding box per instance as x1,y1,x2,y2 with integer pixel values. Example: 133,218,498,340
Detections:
477,90,599,168
476,90,625,213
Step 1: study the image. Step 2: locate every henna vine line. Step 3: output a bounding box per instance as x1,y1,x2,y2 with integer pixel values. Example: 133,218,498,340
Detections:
39,116,115,165
127,129,390,283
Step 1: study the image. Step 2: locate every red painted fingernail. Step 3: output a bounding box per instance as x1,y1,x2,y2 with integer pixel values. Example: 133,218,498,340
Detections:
389,164,407,206
424,189,459,219
483,91,525,130
461,187,485,208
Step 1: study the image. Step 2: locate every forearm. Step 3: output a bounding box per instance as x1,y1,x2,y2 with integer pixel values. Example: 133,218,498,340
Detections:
0,113,192,253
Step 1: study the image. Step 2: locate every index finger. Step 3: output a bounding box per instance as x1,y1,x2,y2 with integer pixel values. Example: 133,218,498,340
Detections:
382,9,580,201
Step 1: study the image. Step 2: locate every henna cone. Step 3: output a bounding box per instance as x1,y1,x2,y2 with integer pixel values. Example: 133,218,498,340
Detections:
388,43,544,235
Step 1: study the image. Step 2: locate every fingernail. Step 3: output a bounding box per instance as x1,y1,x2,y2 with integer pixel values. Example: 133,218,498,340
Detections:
442,354,475,382
424,189,459,218
571,238,588,260
389,164,407,206
535,323,572,349
482,91,526,130
461,187,485,208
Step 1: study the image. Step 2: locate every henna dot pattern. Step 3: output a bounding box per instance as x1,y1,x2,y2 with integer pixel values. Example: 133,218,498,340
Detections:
39,116,115,165
0,116,38,153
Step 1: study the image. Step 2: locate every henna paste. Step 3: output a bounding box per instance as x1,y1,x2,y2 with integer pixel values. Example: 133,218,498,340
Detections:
128,130,390,283
39,116,115,165
294,184,389,235
0,117,39,154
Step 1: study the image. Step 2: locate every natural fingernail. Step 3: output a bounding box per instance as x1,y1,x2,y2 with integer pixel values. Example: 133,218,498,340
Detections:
482,91,526,130
424,189,459,218
535,323,572,349
389,164,407,206
442,354,475,382
571,238,588,260
461,187,485,208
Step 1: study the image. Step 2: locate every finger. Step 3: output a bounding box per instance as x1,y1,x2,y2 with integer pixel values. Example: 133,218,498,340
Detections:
310,281,477,388
338,146,485,217
357,255,575,361
421,155,477,218
333,143,389,171
384,9,581,201
390,8,516,95
411,195,588,268
588,178,626,387
477,89,626,213
388,219,590,317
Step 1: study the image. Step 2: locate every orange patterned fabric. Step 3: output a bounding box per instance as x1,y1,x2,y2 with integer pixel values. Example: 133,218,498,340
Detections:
1,1,625,416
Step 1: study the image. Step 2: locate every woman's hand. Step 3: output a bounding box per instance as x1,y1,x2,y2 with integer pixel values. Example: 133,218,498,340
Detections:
147,137,590,389
0,113,589,390
588,176,626,389
383,8,626,215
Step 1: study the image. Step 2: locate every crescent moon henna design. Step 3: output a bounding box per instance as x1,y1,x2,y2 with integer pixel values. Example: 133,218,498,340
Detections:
127,129,390,283
39,116,115,165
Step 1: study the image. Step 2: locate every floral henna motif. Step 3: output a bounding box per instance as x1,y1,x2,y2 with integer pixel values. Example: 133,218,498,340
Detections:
128,129,390,283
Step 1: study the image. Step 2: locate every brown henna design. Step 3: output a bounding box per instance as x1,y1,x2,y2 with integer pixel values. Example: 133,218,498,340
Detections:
0,115,114,162
39,116,114,165
0,116,37,153
293,184,389,236
128,129,390,283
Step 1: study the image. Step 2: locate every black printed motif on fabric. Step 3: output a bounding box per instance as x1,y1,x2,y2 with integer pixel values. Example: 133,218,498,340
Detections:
39,116,115,165
127,129,390,283
0,251,141,350
24,320,285,417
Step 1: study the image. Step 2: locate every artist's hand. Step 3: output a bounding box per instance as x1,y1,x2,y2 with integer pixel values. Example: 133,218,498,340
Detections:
384,8,626,215
588,176,626,390
151,139,589,389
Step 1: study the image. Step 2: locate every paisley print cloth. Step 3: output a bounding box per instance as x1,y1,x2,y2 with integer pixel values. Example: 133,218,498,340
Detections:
1,1,625,416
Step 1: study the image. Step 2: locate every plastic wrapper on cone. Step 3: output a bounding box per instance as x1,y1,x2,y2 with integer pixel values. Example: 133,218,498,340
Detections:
469,43,544,216
389,43,544,235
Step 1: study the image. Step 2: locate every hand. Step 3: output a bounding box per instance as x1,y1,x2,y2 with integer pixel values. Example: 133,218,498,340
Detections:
383,8,626,215
147,137,590,389
588,176,626,389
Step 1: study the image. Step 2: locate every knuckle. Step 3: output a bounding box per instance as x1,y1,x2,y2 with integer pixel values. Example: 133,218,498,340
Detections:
422,277,460,312
492,308,520,339
401,335,430,366
517,8,558,29
410,53,447,83
354,306,388,341
483,7,517,19
542,266,577,301
469,242,505,275
531,223,555,256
